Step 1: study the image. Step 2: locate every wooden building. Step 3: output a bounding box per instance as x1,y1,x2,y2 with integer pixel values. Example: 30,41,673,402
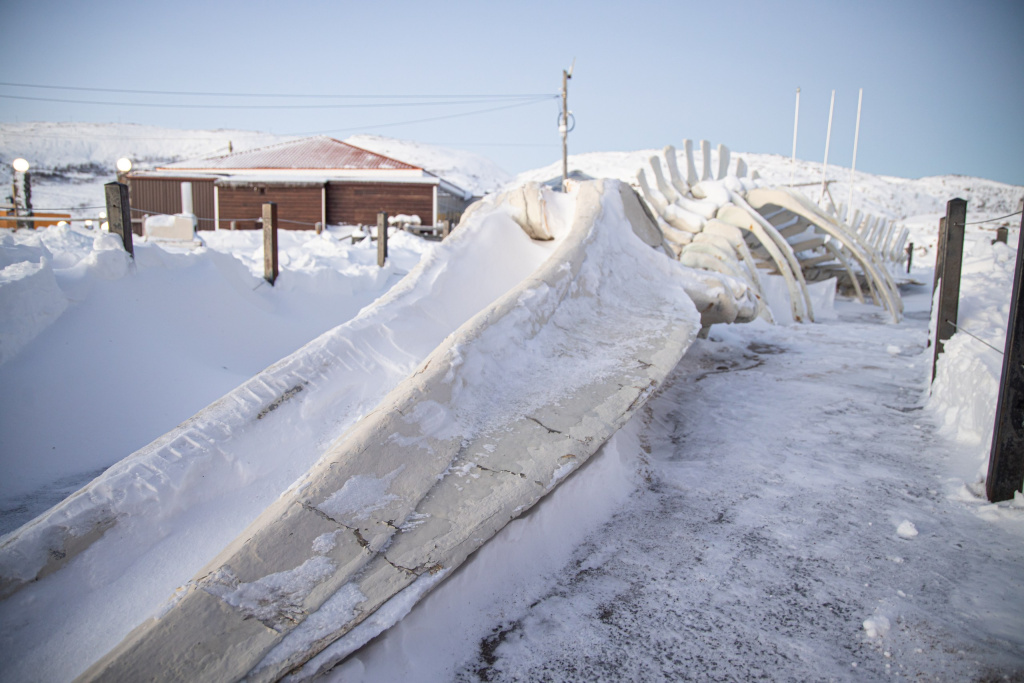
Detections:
126,136,473,231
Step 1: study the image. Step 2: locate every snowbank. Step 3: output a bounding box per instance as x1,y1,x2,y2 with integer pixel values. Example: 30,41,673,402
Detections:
0,225,433,536
0,192,550,682
72,180,756,682
928,227,1019,488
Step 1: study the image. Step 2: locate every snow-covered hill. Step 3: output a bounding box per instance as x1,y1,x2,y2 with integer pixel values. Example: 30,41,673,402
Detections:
0,123,511,210
344,134,511,196
0,122,289,175
515,148,1024,222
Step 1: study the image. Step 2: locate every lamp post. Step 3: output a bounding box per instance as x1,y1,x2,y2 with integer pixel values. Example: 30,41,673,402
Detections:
116,157,132,185
11,158,32,230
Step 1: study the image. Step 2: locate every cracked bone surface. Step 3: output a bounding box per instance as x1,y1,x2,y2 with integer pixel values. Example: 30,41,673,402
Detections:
635,140,905,324
69,180,757,682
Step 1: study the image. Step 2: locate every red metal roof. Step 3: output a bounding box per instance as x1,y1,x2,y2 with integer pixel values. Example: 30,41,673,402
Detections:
162,136,422,172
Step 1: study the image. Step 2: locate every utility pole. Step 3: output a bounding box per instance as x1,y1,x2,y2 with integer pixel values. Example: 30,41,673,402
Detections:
560,60,575,192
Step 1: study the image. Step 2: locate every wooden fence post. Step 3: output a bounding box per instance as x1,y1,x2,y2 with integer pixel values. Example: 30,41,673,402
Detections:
377,211,388,267
932,198,966,382
933,217,947,292
263,202,278,285
906,242,914,274
104,181,134,257
986,213,1024,502
995,227,1008,244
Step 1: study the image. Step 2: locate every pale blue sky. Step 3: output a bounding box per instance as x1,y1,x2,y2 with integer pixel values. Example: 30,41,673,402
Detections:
3,0,1022,184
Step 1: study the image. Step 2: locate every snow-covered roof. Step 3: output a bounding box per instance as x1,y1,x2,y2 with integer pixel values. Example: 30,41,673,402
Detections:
160,136,422,172
142,135,473,200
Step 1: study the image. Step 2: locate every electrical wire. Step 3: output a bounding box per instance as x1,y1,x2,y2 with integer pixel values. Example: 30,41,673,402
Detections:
287,97,556,136
0,81,556,100
426,141,558,148
0,93,553,111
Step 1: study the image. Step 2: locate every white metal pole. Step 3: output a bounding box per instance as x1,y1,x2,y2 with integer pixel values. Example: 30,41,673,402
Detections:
820,89,835,204
560,68,569,192
180,181,193,215
848,88,863,216
791,87,800,185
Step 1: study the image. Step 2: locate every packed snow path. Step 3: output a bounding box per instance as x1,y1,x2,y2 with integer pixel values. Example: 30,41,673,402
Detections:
335,286,1024,682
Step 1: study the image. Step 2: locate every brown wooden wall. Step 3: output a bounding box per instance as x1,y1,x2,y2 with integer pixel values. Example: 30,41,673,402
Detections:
128,177,216,230
216,185,322,231
326,182,433,226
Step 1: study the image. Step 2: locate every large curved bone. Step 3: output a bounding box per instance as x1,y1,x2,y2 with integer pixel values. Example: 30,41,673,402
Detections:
723,191,816,322
702,219,764,292
891,227,909,264
663,145,690,196
700,139,712,181
745,187,902,322
716,202,808,323
822,239,866,304
716,143,730,180
683,139,699,187
637,169,705,233
649,156,680,203
680,243,749,282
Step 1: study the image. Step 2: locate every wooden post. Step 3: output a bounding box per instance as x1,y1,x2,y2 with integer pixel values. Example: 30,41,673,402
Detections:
104,181,134,257
987,211,1024,502
995,226,1008,244
933,216,947,292
315,221,323,235
932,198,967,382
906,242,914,273
442,219,451,239
377,211,388,268
15,171,33,231
263,202,278,285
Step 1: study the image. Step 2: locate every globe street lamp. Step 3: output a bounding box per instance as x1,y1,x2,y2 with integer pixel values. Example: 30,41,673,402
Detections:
11,158,32,230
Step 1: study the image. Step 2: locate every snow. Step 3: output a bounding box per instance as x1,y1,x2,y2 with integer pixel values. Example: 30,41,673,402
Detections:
345,134,511,197
0,225,434,535
334,282,1024,682
204,556,337,632
1,125,1024,681
318,469,404,522
0,123,509,214
896,520,919,539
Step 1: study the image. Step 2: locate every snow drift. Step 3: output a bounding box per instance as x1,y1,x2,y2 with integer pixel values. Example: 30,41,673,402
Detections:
0,180,756,682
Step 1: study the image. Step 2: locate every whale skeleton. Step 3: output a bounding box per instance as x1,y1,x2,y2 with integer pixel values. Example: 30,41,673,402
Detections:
636,141,904,323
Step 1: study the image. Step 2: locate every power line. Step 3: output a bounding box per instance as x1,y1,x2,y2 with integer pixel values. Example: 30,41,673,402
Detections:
426,141,559,148
0,132,287,142
0,93,555,111
0,81,555,100
287,97,557,136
